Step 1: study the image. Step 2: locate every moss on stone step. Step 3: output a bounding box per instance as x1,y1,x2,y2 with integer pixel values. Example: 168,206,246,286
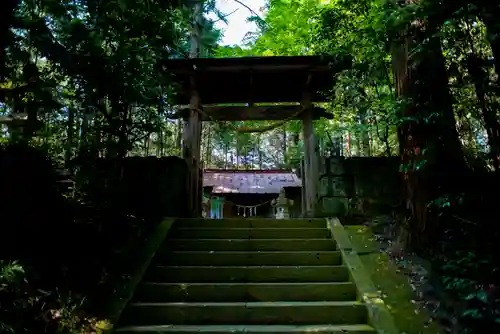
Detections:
115,324,377,333
169,227,331,239
133,282,358,302
119,301,368,326
173,218,328,229
164,238,337,251
157,250,342,266
342,224,443,334
146,265,350,283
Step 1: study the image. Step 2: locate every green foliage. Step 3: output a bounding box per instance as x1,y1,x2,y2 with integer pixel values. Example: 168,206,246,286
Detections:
0,1,225,332
0,261,25,333
440,252,500,329
0,260,24,285
2,0,500,332
208,0,403,167
0,259,98,333
1,0,223,159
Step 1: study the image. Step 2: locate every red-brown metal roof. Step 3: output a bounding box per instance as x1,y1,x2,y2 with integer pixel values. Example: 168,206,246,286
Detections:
203,169,302,194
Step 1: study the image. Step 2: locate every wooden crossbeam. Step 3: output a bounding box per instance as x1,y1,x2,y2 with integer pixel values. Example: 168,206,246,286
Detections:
169,105,332,121
163,55,352,74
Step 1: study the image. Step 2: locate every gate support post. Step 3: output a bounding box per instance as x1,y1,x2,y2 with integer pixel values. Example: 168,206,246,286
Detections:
301,74,319,217
182,77,202,217
181,2,203,217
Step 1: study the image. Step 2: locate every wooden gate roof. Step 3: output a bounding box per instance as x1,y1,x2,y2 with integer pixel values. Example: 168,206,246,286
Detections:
162,55,352,105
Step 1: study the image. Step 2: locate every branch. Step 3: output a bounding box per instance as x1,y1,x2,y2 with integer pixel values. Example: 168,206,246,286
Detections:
213,8,239,24
232,0,264,21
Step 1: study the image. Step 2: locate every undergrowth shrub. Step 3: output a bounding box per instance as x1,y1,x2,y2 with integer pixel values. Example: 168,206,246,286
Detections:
0,144,160,332
424,171,500,332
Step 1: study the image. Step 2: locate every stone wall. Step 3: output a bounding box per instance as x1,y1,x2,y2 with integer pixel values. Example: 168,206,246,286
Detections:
317,156,401,217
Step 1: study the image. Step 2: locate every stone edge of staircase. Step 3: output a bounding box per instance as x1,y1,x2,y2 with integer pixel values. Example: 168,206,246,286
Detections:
97,218,178,334
327,217,399,334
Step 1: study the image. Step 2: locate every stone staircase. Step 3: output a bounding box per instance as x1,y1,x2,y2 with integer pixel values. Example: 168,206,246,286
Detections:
115,219,377,333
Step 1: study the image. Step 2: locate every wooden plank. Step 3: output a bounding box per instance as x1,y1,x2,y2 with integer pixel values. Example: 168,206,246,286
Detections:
170,105,332,121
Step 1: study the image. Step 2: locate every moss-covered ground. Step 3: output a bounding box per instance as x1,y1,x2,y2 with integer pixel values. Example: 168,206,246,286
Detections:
343,225,442,334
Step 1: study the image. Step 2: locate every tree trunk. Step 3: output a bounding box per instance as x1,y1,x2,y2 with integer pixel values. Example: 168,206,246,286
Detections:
115,104,131,159
354,131,361,156
205,123,212,168
369,131,373,155
176,119,182,155
282,129,287,164
359,109,370,156
160,130,164,156
236,137,240,169
81,111,90,146
258,137,263,169
224,142,228,169
392,21,467,248
346,132,351,156
65,107,75,169
466,54,500,170
144,132,150,156
105,130,116,159
480,7,500,80
375,116,391,156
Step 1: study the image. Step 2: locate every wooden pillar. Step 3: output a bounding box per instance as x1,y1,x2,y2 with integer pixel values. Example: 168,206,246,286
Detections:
300,159,307,217
182,78,202,216
301,80,318,217
181,1,203,217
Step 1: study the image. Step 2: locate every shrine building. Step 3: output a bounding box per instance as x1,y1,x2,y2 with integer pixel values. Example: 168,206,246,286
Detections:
202,169,302,219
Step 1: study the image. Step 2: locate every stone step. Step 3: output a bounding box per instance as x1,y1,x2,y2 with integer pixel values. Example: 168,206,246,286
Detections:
146,266,350,283
115,324,376,333
134,282,357,302
165,238,336,251
168,228,331,239
159,251,342,266
172,219,327,229
119,301,368,326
